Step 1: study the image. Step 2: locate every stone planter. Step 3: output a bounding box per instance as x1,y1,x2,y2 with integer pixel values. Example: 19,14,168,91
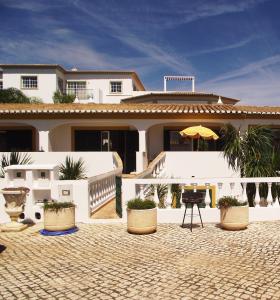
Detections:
220,206,249,230
127,207,157,234
0,187,29,232
44,207,75,231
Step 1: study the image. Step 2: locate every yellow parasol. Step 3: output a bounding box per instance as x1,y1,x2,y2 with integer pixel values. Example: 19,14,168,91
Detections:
180,125,219,150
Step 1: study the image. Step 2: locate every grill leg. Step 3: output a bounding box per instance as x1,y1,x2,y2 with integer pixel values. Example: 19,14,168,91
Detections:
197,204,204,228
190,203,194,232
182,204,187,227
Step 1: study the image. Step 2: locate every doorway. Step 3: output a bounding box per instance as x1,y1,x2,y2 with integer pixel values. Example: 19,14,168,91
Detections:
74,129,139,173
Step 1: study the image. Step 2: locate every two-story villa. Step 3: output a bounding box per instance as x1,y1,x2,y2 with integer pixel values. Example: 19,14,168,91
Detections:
0,64,280,175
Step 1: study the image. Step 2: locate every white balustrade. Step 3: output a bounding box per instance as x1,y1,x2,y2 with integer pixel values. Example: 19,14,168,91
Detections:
89,152,123,213
128,176,280,210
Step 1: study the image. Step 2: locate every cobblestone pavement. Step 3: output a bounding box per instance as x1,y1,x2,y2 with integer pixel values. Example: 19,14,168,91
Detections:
1,222,280,300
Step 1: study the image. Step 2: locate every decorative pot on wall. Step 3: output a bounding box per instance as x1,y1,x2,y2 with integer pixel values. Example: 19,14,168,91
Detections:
0,187,29,232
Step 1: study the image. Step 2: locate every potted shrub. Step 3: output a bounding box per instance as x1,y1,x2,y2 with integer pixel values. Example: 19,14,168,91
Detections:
43,202,76,232
127,198,157,234
217,196,248,230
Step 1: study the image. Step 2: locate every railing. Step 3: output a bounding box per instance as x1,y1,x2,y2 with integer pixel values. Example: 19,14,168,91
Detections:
136,152,166,179
127,177,280,209
65,88,94,100
88,152,123,212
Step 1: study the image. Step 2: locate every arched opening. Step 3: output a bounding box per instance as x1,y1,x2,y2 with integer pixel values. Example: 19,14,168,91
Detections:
50,122,139,174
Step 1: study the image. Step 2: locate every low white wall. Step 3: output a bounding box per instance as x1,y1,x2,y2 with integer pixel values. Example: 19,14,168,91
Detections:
0,152,115,177
165,152,238,178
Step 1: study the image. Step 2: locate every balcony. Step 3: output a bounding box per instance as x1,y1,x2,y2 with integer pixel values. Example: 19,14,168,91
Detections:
64,88,94,101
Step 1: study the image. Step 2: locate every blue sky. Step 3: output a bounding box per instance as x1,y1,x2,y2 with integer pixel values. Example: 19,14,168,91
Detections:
0,0,280,105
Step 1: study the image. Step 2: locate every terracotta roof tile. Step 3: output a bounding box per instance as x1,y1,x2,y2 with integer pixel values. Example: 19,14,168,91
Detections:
0,103,279,117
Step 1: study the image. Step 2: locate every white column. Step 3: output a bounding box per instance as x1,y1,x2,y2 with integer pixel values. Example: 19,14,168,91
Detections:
205,183,211,209
136,130,147,172
38,129,49,152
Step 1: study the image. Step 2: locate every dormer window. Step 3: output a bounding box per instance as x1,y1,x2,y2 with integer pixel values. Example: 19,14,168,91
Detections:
21,76,38,89
110,81,122,93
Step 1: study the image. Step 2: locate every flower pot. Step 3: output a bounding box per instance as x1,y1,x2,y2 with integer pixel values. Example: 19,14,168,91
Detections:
220,206,249,230
127,207,157,234
44,207,75,231
0,187,29,232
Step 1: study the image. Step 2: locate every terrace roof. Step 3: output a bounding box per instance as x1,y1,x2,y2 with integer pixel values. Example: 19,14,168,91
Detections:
0,103,279,119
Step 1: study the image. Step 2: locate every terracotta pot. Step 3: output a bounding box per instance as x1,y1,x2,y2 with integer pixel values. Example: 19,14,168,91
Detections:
44,207,75,231
127,207,157,234
220,206,249,230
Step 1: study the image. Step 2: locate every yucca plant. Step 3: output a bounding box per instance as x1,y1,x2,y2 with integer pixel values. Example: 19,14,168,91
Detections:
59,156,86,180
0,152,32,177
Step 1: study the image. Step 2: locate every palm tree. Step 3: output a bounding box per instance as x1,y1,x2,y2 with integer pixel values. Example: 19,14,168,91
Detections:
220,124,278,206
221,124,275,177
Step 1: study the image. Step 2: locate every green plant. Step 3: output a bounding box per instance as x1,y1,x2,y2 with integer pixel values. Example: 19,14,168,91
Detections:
0,152,33,177
0,88,30,103
127,198,156,210
53,91,75,103
171,184,182,208
44,201,75,212
59,156,86,180
29,97,43,104
145,184,167,208
221,124,274,177
217,196,247,209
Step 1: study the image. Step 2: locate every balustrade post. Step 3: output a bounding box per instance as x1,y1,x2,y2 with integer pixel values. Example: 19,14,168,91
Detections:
153,185,159,205
230,182,235,196
139,184,145,199
255,182,260,207
242,182,247,203
166,184,172,208
267,183,273,207
205,183,211,209
217,182,223,202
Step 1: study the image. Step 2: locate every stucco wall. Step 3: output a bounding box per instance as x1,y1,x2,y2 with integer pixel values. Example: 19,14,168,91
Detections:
0,152,115,177
164,152,238,178
3,68,57,103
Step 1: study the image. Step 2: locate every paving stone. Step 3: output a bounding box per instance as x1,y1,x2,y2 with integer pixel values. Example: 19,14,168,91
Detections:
1,222,280,299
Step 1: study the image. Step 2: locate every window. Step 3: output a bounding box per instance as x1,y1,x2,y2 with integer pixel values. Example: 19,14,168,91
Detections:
21,76,38,89
0,81,2,90
110,81,122,93
66,81,87,99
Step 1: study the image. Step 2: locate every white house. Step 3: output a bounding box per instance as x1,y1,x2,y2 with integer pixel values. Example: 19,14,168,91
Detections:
0,64,280,225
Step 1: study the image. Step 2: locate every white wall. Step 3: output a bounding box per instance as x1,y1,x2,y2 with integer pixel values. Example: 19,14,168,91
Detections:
3,68,57,103
165,152,238,178
0,152,116,177
65,73,134,103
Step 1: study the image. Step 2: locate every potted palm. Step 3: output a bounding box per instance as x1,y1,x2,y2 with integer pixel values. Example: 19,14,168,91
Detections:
43,201,76,232
217,196,248,230
127,198,157,234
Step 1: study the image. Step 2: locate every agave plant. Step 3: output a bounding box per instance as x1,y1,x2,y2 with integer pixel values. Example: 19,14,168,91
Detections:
59,156,86,180
0,152,32,177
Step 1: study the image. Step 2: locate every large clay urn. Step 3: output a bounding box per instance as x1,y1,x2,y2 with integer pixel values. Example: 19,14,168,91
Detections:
0,187,29,232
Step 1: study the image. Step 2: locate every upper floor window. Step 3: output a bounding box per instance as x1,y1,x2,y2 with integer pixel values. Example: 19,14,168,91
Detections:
110,81,122,93
67,81,86,90
0,81,2,90
21,76,38,89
